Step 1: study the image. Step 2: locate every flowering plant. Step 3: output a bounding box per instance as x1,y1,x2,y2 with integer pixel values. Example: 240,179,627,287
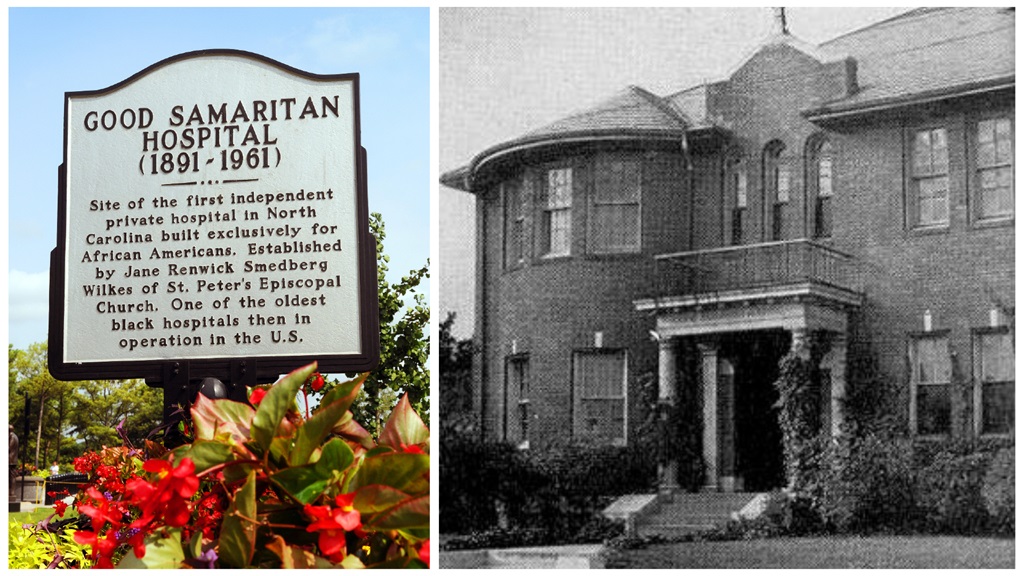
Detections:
68,363,429,568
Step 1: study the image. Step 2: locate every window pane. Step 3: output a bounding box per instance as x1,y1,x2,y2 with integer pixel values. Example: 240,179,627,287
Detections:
595,160,640,203
978,119,995,143
917,337,950,384
737,171,748,208
579,398,625,441
578,352,625,398
981,333,1014,382
918,177,949,225
917,384,951,435
815,196,832,238
818,156,833,197
591,205,640,253
978,141,997,167
982,381,1014,435
777,166,790,202
546,209,571,255
548,168,572,208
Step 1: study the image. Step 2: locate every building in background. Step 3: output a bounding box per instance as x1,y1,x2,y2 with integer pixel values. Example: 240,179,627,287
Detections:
442,7,1013,493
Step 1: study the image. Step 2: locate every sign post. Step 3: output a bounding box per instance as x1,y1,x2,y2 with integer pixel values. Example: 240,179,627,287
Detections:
49,50,379,429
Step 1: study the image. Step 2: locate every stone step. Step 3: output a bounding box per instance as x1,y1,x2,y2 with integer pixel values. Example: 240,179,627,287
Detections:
636,492,762,538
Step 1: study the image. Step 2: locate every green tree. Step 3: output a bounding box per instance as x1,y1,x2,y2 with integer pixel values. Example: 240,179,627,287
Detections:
439,312,475,427
69,379,162,452
8,342,163,466
333,212,429,438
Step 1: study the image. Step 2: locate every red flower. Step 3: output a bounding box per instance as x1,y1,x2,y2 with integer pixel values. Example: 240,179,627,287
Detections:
418,539,430,566
311,373,325,392
127,457,199,530
53,500,68,517
305,493,362,561
250,388,267,406
401,443,425,455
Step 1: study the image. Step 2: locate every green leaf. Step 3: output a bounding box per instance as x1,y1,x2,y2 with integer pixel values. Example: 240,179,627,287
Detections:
174,440,236,474
353,484,413,516
364,493,430,532
252,363,315,451
332,413,376,450
271,438,354,504
378,393,430,450
219,470,257,568
191,394,255,444
291,388,364,466
350,452,429,495
116,529,185,569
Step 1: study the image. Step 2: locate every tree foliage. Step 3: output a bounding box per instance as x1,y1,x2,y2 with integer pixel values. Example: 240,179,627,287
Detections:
7,342,162,468
337,212,429,438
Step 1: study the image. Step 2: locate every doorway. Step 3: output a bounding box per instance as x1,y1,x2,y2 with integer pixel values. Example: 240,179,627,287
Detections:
725,330,788,492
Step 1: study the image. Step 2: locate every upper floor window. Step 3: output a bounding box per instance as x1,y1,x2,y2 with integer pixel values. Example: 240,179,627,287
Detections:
573,349,627,445
727,156,747,246
542,168,572,256
975,330,1013,436
910,128,950,227
589,159,641,254
764,141,787,241
910,334,951,436
975,118,1013,222
502,178,526,268
812,139,834,238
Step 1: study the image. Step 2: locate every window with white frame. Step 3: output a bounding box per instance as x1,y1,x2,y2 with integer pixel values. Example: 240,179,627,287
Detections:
764,141,787,241
589,159,641,254
911,334,951,436
975,330,1013,435
812,139,834,238
505,355,530,445
727,155,747,246
573,349,627,445
503,178,525,268
542,168,572,256
910,128,950,227
975,118,1013,221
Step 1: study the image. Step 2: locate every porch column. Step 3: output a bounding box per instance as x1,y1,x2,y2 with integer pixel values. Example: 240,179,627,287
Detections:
657,339,679,500
829,334,848,437
698,342,719,491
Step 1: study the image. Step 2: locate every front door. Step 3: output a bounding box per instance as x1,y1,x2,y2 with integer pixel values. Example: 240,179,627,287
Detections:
730,331,787,491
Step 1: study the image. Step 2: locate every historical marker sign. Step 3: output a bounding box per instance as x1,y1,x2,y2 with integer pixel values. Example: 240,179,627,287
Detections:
49,50,379,381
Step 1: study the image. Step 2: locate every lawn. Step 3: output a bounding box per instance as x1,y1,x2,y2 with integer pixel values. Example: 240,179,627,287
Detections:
10,506,57,525
605,535,1014,569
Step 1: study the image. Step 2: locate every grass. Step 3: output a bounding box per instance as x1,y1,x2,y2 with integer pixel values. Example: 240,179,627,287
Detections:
604,535,1015,569
10,506,57,525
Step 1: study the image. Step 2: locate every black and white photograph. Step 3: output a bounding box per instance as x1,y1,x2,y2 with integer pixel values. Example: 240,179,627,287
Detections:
439,7,1014,569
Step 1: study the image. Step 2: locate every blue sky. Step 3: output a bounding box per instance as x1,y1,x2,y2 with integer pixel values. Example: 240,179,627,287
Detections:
8,7,430,350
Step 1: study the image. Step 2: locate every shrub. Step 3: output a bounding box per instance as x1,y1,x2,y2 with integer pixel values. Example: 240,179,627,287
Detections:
915,448,990,534
439,434,536,533
9,520,91,569
811,431,917,533
62,364,429,569
981,446,1014,534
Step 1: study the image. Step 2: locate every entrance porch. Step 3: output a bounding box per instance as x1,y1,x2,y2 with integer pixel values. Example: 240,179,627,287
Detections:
635,239,862,495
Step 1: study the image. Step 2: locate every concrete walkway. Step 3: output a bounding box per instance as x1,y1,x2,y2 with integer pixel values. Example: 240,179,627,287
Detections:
440,544,605,569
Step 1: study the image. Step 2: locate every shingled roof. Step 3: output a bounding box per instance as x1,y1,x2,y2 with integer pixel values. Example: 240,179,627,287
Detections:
441,85,688,190
806,7,1014,119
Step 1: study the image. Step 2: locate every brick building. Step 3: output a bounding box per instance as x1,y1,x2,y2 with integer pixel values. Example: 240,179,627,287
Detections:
441,7,1014,493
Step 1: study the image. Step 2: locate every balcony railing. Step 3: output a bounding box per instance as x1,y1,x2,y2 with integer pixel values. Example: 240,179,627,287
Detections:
652,239,862,303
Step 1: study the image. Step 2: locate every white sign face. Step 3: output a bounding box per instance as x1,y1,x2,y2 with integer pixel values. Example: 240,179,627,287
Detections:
61,52,367,365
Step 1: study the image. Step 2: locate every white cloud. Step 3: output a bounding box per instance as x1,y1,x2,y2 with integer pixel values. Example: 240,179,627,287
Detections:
9,269,49,347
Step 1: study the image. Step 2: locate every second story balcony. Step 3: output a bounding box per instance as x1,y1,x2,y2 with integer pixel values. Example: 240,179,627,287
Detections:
638,239,864,312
